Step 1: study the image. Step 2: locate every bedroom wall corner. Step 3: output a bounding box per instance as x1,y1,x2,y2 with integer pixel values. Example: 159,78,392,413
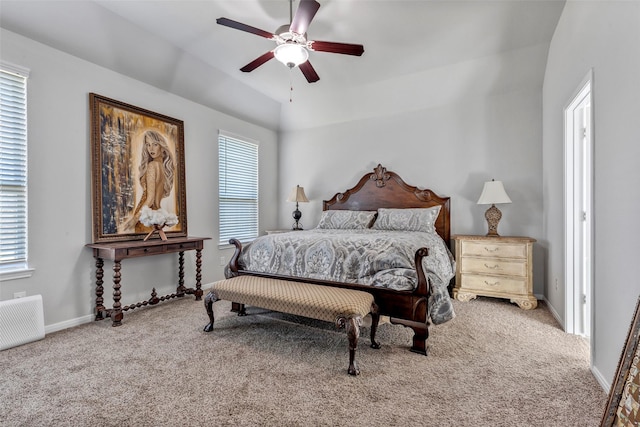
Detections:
0,28,279,330
278,85,544,293
542,0,640,388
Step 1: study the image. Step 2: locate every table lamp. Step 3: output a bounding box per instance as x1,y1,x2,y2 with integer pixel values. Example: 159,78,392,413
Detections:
477,179,512,236
286,185,309,230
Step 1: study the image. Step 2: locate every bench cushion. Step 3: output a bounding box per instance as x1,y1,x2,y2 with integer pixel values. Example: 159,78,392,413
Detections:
211,275,375,323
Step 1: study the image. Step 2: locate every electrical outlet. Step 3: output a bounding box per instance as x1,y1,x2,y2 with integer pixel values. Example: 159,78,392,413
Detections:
554,278,558,291
13,291,27,298
219,256,226,266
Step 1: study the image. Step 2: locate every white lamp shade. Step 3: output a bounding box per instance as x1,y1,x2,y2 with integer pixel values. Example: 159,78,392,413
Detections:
274,44,309,68
287,185,309,203
477,180,512,205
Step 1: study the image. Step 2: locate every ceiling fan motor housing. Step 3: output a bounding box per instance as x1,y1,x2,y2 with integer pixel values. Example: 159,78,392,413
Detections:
275,25,307,45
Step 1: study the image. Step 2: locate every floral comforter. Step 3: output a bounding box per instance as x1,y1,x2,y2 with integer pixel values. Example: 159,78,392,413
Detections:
237,229,456,324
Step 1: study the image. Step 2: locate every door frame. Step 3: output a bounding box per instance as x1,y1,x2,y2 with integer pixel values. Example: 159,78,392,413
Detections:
564,69,594,343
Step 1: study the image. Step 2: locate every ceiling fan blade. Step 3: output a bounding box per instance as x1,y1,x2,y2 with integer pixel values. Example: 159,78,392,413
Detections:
240,51,275,72
217,17,275,39
299,61,320,83
289,0,320,35
308,40,364,56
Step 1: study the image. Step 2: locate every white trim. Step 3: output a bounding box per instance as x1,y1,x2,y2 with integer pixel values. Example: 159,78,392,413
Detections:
564,69,593,333
0,60,30,77
591,365,609,393
218,129,259,146
541,294,607,394
542,295,564,330
45,314,94,335
0,266,35,281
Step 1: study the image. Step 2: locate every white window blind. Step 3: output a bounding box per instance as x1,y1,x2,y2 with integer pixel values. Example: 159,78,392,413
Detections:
0,65,29,270
218,131,258,245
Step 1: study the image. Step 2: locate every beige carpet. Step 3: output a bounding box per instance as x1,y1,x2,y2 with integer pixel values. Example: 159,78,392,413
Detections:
0,293,606,426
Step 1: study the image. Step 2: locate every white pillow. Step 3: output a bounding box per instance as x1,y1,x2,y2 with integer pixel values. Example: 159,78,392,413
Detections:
371,206,441,233
316,210,377,230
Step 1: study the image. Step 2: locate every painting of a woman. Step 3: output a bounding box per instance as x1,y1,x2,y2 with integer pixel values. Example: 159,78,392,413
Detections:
121,129,175,232
90,93,187,242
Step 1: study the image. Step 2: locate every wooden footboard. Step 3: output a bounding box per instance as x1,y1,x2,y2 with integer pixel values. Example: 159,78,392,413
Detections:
226,238,432,355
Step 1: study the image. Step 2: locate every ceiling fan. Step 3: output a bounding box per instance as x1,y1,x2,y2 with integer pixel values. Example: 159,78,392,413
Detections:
217,0,364,83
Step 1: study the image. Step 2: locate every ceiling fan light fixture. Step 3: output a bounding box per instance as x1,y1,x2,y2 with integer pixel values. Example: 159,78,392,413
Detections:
274,43,309,69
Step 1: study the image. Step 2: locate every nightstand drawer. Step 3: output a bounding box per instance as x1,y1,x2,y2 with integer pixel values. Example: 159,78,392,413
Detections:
460,274,528,295
461,258,527,277
460,241,527,259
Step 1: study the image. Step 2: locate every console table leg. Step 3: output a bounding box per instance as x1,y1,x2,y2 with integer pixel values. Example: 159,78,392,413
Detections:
177,251,186,296
111,261,123,327
195,249,203,300
95,257,105,320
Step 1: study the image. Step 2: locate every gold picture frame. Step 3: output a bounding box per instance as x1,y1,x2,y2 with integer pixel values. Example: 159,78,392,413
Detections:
89,93,187,243
601,296,640,426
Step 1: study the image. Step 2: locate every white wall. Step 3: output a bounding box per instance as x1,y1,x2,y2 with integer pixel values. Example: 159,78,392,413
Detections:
543,0,640,387
0,29,279,331
279,47,546,294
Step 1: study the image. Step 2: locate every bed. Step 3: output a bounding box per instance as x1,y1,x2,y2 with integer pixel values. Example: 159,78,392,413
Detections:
225,164,455,355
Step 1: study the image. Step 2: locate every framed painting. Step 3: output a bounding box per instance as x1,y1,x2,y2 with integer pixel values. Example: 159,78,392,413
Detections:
89,93,187,243
601,296,640,426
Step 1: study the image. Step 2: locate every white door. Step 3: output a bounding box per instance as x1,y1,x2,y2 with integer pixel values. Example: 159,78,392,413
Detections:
564,72,593,340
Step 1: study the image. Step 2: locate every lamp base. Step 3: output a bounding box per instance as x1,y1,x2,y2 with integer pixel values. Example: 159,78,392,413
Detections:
484,204,503,236
292,206,303,231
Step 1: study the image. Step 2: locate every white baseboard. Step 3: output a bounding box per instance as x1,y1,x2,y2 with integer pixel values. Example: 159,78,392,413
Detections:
540,294,565,330
540,296,608,393
591,365,609,393
45,314,94,334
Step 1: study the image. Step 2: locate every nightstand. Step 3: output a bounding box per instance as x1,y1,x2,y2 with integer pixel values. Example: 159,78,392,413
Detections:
265,229,292,235
453,235,537,309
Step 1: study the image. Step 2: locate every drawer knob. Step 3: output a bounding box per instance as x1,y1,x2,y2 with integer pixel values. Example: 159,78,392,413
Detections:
484,280,500,286
484,263,500,270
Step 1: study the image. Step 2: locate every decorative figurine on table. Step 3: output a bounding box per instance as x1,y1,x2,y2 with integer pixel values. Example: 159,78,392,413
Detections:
139,206,179,241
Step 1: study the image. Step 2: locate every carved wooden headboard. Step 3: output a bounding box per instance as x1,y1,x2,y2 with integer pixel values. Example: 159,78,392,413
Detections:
323,164,451,244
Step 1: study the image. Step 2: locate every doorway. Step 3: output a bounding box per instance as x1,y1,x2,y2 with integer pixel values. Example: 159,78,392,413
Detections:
564,70,593,341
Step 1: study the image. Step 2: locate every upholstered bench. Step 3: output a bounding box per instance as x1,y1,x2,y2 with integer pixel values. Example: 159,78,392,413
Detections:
203,275,380,375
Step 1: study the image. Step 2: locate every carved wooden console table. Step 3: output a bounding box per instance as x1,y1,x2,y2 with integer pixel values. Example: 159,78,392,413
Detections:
86,236,210,326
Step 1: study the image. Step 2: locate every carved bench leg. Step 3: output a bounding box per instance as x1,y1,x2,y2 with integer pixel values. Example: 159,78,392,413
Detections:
338,315,362,376
370,302,381,350
236,303,247,316
203,290,219,332
231,302,247,316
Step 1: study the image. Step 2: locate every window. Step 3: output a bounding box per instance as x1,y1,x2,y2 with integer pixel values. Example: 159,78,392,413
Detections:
0,63,30,278
218,131,258,245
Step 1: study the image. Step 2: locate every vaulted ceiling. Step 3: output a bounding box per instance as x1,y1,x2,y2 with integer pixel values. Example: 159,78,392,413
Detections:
0,0,565,131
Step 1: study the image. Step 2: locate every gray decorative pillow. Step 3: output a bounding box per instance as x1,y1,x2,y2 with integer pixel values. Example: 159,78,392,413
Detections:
372,206,441,233
316,210,377,230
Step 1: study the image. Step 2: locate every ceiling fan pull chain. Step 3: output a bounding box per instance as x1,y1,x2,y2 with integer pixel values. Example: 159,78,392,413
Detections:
290,69,294,103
